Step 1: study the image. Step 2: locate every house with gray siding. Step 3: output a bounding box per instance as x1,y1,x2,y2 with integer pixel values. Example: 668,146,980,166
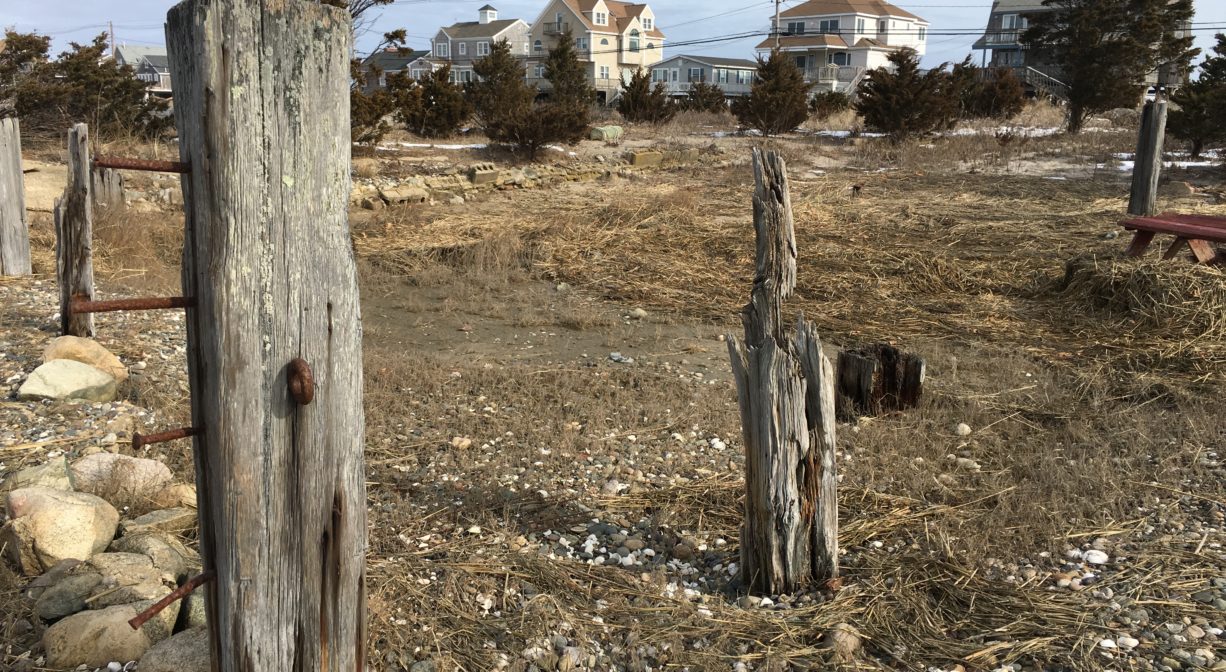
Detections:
650,55,758,98
432,6,531,84
360,47,431,93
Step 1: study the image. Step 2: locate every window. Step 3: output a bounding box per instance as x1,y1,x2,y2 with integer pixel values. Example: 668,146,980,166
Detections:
718,68,731,84
688,67,703,82
736,70,747,84
477,41,490,56
647,42,655,51
878,20,887,34
917,26,926,41
652,68,669,82
600,38,610,45
458,42,467,56
411,69,426,79
786,21,805,35
576,37,589,50
1001,13,1017,30
829,52,848,66
534,65,545,78
435,42,449,58
524,42,530,54
794,55,807,70
857,18,866,33
533,39,543,53
629,29,640,51
378,73,386,87
449,69,473,83
818,19,840,34
599,65,610,79
595,12,607,25
671,69,679,82
643,18,653,31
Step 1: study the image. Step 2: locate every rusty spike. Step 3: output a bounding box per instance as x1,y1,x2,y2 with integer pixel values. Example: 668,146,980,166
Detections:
93,156,191,174
70,295,195,314
128,570,214,631
132,427,201,450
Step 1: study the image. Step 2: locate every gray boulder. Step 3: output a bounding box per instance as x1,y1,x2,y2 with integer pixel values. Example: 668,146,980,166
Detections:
138,626,210,672
80,552,174,608
43,604,152,669
590,126,624,142
110,531,200,581
120,507,197,536
34,573,102,621
16,360,117,403
0,457,73,493
2,488,119,575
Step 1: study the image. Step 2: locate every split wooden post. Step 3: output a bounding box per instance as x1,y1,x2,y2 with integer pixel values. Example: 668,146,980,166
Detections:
0,117,32,276
727,148,838,595
56,123,96,337
166,1,367,670
1128,94,1168,217
836,344,925,419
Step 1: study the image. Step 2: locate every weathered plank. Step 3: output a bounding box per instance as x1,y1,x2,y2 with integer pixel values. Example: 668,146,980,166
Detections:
836,343,925,419
165,1,367,670
91,167,125,209
728,148,837,595
57,123,96,337
1128,97,1168,218
0,117,32,276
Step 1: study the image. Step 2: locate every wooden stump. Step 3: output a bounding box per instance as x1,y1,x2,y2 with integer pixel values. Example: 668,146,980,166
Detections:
727,149,838,595
0,117,32,276
836,344,925,419
166,1,367,670
1128,97,1168,218
91,167,125,209
56,123,96,337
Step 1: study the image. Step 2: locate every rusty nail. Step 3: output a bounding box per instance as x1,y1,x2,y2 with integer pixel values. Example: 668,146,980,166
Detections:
132,427,201,450
93,156,191,174
129,570,214,631
70,295,196,315
288,358,315,405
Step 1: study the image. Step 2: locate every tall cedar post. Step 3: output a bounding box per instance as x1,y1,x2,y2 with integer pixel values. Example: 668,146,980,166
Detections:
727,149,838,595
1128,95,1168,217
56,123,96,337
165,2,367,670
0,117,32,276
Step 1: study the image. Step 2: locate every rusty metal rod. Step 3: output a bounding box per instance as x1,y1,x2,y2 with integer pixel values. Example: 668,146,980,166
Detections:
70,295,196,314
128,570,214,631
132,427,201,450
93,156,191,174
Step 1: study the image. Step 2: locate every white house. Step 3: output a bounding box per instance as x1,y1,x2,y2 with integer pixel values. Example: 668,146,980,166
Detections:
756,0,929,92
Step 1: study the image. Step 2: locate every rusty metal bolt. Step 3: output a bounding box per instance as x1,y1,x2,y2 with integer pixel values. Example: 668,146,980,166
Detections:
288,358,315,405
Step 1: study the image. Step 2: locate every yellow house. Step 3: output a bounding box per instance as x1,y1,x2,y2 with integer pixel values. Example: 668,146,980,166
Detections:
525,0,666,103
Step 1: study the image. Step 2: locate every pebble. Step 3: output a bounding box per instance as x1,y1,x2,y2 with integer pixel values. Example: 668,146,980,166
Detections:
1083,549,1109,565
955,423,972,436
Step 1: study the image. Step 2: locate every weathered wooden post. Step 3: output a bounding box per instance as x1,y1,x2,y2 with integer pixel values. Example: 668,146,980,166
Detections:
56,123,96,337
166,1,367,670
836,343,925,420
728,148,838,595
0,117,32,276
1128,94,1168,217
91,167,125,209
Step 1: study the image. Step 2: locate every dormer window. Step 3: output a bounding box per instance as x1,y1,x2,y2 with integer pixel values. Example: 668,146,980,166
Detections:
595,12,607,25
642,18,652,31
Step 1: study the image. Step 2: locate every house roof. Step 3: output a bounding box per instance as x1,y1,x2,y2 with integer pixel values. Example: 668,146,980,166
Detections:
114,44,166,67
479,4,497,10
756,34,849,49
985,0,1048,11
563,0,666,39
853,37,891,47
363,48,430,71
669,54,759,69
441,18,522,39
781,0,925,22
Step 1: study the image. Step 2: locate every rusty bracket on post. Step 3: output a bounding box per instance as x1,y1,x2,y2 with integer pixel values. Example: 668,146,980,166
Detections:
93,156,191,174
288,358,315,405
128,570,214,630
70,295,195,315
132,426,202,450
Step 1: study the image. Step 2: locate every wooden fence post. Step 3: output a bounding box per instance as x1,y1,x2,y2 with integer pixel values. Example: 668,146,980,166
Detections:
0,117,32,276
1128,95,1168,217
836,343,925,420
727,148,838,595
56,123,96,337
91,167,125,209
166,1,367,670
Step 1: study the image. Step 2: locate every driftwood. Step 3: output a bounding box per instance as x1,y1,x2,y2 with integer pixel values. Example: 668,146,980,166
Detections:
727,149,838,595
167,1,367,670
836,343,925,419
0,117,31,276
91,167,125,209
56,123,96,337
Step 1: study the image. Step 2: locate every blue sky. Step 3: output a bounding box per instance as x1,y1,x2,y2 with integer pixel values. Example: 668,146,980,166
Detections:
3,0,1224,68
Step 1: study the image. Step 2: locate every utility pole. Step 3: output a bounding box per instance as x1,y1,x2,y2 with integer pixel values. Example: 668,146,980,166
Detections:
774,0,781,50
109,21,115,59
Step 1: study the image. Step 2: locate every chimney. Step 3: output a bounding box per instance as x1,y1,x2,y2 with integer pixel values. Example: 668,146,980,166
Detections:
478,5,498,24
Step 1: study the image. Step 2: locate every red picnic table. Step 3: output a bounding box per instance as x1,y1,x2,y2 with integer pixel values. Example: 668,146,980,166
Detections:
1120,212,1226,264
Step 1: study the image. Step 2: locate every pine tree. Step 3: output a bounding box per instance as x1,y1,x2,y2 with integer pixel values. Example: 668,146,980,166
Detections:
854,48,953,140
732,51,810,136
468,38,536,143
681,82,728,113
617,69,675,124
392,65,470,138
946,57,1027,121
1023,0,1196,134
350,31,406,146
1168,33,1226,159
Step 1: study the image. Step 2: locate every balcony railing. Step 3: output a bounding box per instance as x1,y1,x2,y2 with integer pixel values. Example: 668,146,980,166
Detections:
542,22,569,35
804,65,865,84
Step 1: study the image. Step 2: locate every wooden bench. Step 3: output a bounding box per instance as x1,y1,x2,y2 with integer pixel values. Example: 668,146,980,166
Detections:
1121,212,1226,264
